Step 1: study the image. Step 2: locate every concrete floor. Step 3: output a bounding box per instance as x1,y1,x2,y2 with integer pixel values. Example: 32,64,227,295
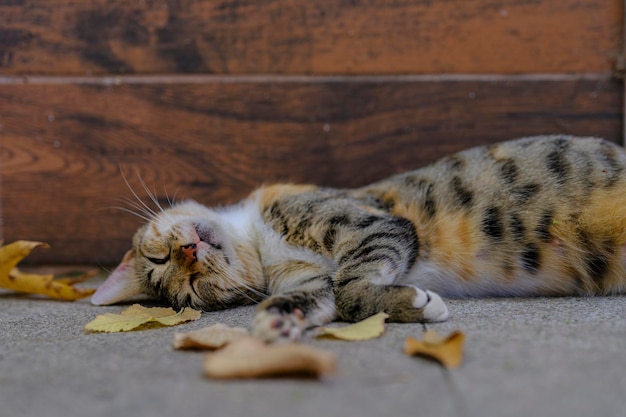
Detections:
1,278,625,417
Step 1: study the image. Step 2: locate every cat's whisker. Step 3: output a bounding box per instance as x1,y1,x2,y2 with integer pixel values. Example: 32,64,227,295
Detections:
119,197,158,221
221,268,266,302
212,266,258,302
163,185,178,208
228,284,262,303
124,168,180,229
137,173,171,219
171,188,183,207
104,205,154,223
120,169,160,219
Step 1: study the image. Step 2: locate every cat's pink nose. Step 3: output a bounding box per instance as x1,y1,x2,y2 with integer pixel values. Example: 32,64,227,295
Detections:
181,243,197,261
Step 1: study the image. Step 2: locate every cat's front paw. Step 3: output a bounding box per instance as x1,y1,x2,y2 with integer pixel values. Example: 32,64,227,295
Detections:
251,308,306,343
412,288,449,322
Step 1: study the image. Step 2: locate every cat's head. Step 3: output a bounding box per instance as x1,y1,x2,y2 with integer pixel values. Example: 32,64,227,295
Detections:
91,200,263,310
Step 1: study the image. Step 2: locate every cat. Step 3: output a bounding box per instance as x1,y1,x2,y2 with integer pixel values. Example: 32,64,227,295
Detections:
92,135,626,342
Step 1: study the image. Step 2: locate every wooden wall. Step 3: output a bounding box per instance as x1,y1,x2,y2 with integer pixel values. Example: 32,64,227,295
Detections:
0,0,623,265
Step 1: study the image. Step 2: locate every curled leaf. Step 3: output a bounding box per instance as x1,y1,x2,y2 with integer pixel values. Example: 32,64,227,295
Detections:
203,336,336,379
85,304,201,333
404,330,465,369
0,241,95,301
173,324,249,350
316,312,389,341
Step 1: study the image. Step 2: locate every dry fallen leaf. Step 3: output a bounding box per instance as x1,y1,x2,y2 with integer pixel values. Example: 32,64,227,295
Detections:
316,312,389,341
85,304,201,332
421,329,448,345
0,241,95,301
173,323,249,350
203,336,336,379
404,330,465,369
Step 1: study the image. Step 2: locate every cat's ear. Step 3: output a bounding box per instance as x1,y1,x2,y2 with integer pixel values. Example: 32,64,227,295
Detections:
91,249,143,305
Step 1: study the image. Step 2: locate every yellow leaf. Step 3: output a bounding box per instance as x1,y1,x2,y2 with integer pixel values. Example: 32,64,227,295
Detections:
404,330,465,369
315,312,389,341
203,336,336,379
85,304,201,333
151,307,202,326
173,323,249,350
0,241,95,301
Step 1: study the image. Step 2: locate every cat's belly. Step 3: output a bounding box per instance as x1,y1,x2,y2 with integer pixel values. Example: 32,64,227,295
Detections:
402,259,574,298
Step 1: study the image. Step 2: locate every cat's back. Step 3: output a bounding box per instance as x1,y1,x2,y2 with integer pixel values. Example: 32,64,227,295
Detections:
359,135,626,297
394,135,623,201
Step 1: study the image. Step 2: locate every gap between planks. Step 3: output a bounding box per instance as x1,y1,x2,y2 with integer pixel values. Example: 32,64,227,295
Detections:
0,73,616,85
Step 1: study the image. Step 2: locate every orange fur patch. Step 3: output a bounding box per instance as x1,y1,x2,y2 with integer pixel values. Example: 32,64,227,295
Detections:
428,214,477,281
254,184,318,211
578,188,626,245
387,188,477,281
546,190,626,295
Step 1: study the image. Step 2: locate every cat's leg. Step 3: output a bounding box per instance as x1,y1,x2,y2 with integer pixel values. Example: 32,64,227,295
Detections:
251,266,336,343
334,278,448,322
332,216,449,322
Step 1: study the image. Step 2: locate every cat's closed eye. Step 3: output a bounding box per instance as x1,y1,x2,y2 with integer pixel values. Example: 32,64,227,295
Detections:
146,255,169,265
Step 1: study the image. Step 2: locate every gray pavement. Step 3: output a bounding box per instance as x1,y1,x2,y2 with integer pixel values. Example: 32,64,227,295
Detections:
1,277,625,417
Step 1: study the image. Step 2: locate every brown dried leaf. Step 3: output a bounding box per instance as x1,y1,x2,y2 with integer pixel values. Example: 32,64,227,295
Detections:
203,336,336,379
316,312,389,341
0,241,95,301
173,324,249,350
422,329,447,345
404,330,465,369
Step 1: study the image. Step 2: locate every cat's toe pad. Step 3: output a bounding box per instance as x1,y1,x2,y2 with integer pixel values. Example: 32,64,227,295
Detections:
412,288,449,322
251,309,305,343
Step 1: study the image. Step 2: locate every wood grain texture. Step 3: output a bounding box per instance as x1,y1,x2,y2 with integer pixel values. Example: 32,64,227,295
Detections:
1,77,621,264
0,0,621,75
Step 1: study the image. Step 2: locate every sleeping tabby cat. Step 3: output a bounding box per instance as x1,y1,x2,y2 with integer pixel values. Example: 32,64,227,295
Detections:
92,135,626,342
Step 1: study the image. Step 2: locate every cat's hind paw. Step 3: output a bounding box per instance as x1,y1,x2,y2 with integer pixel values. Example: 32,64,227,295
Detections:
413,288,449,322
251,308,306,343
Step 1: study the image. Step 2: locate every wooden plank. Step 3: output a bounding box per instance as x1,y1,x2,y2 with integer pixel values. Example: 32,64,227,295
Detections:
0,77,621,264
0,0,621,75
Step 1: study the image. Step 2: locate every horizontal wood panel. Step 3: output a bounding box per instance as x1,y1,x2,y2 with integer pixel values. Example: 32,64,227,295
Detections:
0,0,621,75
0,77,622,264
